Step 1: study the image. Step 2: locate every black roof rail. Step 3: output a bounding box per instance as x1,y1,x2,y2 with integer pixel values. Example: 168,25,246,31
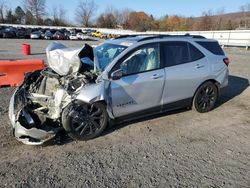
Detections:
115,34,163,39
185,33,206,39
137,34,170,42
115,33,206,41
193,35,206,39
138,34,206,42
114,34,140,39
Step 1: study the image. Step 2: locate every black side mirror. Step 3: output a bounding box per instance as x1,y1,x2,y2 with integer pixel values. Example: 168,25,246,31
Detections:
110,69,123,80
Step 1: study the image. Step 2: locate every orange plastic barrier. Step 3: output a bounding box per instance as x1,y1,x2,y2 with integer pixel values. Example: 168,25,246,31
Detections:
0,59,45,87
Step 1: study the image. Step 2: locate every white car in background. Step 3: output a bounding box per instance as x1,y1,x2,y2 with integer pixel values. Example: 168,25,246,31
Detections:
30,31,41,39
77,32,89,40
69,33,78,40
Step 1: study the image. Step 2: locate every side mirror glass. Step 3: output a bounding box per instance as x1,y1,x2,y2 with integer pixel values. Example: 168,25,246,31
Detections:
110,69,122,80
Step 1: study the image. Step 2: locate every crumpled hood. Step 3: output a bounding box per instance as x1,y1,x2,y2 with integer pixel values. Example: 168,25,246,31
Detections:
46,42,95,76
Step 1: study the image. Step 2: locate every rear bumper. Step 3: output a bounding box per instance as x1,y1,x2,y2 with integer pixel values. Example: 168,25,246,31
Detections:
216,67,229,96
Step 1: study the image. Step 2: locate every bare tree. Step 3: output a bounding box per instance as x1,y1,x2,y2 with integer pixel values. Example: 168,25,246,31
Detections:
0,0,6,23
97,13,117,28
115,8,132,27
96,6,115,28
240,5,247,27
25,10,34,24
199,10,213,31
75,0,97,27
5,9,16,24
245,3,250,27
246,3,250,10
23,0,46,24
100,6,132,28
51,5,67,26
214,7,225,30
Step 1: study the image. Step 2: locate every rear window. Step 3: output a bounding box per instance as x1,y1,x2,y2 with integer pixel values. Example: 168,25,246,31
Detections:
162,42,189,67
197,41,224,55
162,42,205,67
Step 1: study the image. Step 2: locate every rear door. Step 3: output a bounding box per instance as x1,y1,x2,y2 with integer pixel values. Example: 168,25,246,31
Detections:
110,43,165,118
161,41,210,105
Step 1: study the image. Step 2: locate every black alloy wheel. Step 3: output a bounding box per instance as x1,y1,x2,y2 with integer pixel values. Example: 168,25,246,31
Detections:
62,101,108,140
193,81,218,113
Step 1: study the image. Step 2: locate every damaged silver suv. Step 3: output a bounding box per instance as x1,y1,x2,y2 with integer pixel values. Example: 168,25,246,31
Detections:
9,35,229,145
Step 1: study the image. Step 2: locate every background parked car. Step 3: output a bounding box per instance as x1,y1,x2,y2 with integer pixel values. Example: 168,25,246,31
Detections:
3,29,16,38
0,28,4,38
69,33,78,40
81,29,88,34
0,26,111,40
91,31,101,38
53,31,65,40
64,31,71,40
87,29,96,36
76,32,86,40
16,29,30,39
44,30,53,40
39,30,46,38
30,31,41,39
101,33,113,39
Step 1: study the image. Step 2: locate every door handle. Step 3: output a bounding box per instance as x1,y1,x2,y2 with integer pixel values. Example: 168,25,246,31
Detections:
195,64,205,69
151,74,163,79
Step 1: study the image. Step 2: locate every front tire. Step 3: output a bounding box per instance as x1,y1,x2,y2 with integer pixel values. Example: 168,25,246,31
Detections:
193,81,218,113
62,101,108,141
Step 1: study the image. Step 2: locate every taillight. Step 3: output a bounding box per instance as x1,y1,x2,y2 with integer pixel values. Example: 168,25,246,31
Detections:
223,57,230,66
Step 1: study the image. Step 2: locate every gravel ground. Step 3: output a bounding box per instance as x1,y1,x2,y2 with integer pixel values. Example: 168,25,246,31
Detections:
0,40,250,188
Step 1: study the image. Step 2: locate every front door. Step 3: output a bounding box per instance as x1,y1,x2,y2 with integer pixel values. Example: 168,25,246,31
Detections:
110,43,165,118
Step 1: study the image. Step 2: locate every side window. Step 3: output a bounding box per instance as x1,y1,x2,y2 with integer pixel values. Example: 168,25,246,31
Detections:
162,42,189,67
196,41,225,55
120,43,160,76
188,43,205,61
162,42,204,67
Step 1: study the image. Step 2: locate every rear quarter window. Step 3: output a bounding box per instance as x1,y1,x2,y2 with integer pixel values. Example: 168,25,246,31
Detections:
197,41,225,55
188,43,205,61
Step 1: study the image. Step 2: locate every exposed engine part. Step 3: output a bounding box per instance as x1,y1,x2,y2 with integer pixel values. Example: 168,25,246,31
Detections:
26,68,96,120
9,67,97,145
9,42,98,145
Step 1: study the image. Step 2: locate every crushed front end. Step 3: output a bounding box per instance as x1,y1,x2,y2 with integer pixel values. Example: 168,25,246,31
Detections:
9,42,97,145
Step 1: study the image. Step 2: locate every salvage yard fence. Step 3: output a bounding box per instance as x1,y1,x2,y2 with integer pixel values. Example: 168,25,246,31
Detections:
1,23,250,49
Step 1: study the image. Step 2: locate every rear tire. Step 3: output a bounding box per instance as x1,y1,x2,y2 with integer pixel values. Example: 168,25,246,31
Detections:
193,81,218,113
62,101,108,141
